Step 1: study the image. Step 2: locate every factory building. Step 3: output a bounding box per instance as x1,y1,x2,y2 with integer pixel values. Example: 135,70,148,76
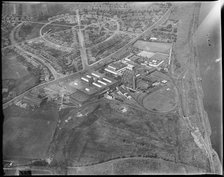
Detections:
69,70,119,102
21,94,42,107
104,61,127,76
104,59,135,76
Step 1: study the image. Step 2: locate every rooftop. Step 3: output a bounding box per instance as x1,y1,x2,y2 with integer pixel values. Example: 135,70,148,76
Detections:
128,55,140,61
108,61,127,71
69,70,118,96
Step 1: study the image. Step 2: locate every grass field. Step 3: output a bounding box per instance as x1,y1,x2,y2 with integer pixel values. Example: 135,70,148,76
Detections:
2,51,28,80
133,40,172,54
15,74,38,94
18,23,45,41
2,50,40,99
3,117,56,159
3,103,58,160
142,86,177,112
62,102,179,168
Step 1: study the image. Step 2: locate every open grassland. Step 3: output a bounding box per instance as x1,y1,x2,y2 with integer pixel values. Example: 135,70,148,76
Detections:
50,103,179,169
142,85,177,112
3,103,58,160
2,49,29,80
67,157,206,175
18,23,45,41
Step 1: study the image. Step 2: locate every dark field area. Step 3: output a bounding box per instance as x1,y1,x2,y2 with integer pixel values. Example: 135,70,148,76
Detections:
45,100,210,172
2,49,29,80
142,85,177,112
2,48,41,103
3,103,58,160
18,22,45,41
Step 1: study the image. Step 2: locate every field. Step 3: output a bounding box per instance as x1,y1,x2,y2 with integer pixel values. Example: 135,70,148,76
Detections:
40,24,72,35
142,85,177,112
133,40,172,54
2,49,29,80
2,48,41,102
18,23,45,41
47,102,180,171
3,103,58,160
15,74,38,94
170,4,195,66
67,157,206,175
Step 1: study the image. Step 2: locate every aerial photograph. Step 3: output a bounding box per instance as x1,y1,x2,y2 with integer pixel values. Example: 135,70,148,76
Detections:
2,1,222,175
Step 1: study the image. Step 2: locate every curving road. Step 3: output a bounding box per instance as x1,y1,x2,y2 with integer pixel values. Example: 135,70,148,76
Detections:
3,6,173,110
89,6,173,68
40,13,120,52
9,22,62,80
39,22,73,52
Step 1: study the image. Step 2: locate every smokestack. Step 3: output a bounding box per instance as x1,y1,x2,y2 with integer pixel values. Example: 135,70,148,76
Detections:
133,74,136,90
132,68,136,90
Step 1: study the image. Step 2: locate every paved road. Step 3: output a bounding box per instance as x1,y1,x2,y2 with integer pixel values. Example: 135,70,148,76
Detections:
88,6,173,68
39,21,73,52
3,6,173,110
3,70,82,109
2,22,76,51
9,22,61,79
76,9,89,70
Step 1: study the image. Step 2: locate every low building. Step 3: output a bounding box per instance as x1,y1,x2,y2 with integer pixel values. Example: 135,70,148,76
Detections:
68,70,119,102
116,86,132,99
22,95,42,107
105,61,128,76
128,55,140,61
